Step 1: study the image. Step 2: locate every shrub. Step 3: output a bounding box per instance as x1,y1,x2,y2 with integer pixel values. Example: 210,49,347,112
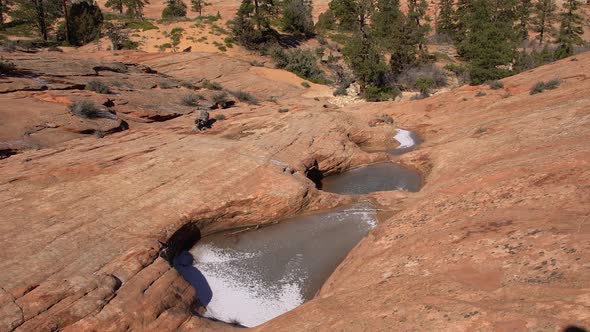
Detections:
69,100,103,118
544,79,561,90
530,79,561,95
398,64,447,91
271,48,326,83
250,60,264,67
333,86,347,96
301,82,311,88
0,58,17,75
214,113,226,120
410,93,429,101
376,114,394,124
181,93,204,106
530,81,546,95
159,80,177,89
162,0,187,18
180,81,196,89
475,90,487,97
86,80,111,94
110,62,128,73
415,77,435,96
364,85,400,102
211,91,229,104
488,80,504,90
229,90,258,104
127,20,159,31
61,1,103,46
278,108,289,113
202,80,223,90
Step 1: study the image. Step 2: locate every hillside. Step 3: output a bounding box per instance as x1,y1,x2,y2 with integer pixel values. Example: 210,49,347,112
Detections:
0,39,589,332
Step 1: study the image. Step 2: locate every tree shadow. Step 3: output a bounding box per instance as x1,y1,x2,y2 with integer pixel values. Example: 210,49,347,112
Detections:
564,326,588,332
173,251,213,307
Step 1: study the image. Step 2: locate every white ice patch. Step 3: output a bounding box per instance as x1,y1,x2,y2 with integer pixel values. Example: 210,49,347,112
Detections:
193,246,305,327
394,129,416,150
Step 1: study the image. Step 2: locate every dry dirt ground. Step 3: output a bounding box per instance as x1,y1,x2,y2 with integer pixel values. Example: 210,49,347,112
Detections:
0,47,589,331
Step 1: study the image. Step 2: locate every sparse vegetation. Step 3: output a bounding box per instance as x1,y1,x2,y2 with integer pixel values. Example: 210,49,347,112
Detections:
375,114,394,124
0,58,17,75
229,90,258,104
398,64,447,91
211,91,230,105
69,99,103,119
214,113,226,120
127,20,159,31
159,80,177,89
488,80,504,90
162,0,188,18
181,93,204,106
530,78,561,95
86,80,111,94
202,80,223,90
278,108,289,113
476,90,487,97
271,48,326,84
301,82,311,88
180,81,196,89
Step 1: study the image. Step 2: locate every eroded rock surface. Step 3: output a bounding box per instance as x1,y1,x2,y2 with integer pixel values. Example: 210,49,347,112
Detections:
0,50,589,331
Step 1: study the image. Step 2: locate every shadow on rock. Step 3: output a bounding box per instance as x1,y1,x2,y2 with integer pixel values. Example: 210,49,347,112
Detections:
173,251,213,307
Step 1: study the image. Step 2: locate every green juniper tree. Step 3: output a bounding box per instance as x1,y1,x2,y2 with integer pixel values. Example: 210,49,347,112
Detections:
554,0,585,59
1,0,13,28
436,0,455,37
231,0,275,48
371,0,402,48
281,0,314,36
105,0,149,17
516,0,533,42
406,0,430,56
66,0,103,45
531,0,557,45
162,0,187,18
458,0,519,84
190,0,209,16
11,0,62,40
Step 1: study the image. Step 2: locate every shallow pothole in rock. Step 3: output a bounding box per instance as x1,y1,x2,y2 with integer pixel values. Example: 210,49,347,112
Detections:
321,163,421,195
173,203,377,327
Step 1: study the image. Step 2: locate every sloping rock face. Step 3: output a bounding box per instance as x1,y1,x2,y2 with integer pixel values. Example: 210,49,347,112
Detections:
258,54,590,331
0,49,589,332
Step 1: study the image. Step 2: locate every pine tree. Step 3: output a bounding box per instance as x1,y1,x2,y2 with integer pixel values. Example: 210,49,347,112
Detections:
1,0,14,28
531,0,557,45
127,0,149,17
372,0,402,48
436,0,454,36
453,0,474,46
105,0,148,17
516,0,533,41
281,0,314,36
11,0,62,40
342,32,393,101
459,0,519,84
190,0,209,16
390,13,419,74
162,0,186,17
406,0,430,55
555,0,585,59
329,0,373,32
66,0,103,45
105,0,124,14
231,0,275,47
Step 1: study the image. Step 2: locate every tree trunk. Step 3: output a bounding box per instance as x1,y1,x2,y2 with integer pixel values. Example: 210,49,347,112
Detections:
63,0,69,42
0,0,4,27
34,0,48,40
254,0,261,32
